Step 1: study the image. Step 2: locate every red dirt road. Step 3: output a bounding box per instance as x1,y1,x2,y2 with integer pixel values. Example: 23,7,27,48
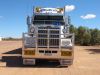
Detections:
0,41,100,75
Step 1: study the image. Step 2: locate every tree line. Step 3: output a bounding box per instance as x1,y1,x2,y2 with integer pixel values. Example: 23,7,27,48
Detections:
2,37,22,41
70,25,100,46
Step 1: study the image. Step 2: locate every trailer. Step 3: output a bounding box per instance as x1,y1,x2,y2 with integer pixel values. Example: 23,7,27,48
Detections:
22,7,74,66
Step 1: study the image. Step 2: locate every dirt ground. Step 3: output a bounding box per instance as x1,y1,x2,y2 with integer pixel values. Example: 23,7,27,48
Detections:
0,41,100,75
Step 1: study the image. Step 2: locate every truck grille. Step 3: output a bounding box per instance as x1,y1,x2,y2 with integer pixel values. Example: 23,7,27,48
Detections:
38,29,60,48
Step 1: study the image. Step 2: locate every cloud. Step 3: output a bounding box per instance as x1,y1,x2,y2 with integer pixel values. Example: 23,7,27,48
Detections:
80,14,96,19
65,5,75,12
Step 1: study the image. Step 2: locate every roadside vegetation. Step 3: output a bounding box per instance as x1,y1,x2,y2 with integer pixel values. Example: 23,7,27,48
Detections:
70,25,100,46
2,37,22,41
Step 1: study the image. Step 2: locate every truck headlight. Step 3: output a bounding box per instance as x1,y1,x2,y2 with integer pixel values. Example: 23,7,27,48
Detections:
30,27,35,33
61,39,72,47
62,29,66,33
62,41,70,46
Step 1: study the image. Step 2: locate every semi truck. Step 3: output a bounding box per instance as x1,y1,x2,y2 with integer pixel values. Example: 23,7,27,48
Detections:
22,7,74,66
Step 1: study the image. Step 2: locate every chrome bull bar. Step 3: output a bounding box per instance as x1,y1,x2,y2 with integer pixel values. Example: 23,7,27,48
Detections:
23,32,74,51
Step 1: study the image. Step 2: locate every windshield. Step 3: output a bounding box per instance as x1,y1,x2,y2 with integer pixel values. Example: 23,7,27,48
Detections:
33,15,65,25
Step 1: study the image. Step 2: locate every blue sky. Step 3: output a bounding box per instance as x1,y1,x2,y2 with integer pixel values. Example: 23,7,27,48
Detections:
0,0,100,37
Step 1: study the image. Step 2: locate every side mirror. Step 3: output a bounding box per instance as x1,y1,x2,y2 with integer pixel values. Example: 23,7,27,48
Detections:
27,16,31,25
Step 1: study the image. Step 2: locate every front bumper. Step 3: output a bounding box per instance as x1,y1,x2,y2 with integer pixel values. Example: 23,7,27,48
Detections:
22,48,74,60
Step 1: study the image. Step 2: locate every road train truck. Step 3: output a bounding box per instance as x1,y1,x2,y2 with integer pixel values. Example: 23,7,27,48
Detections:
22,7,74,66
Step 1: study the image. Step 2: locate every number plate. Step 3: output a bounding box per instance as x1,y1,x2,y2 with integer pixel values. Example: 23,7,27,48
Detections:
44,53,52,56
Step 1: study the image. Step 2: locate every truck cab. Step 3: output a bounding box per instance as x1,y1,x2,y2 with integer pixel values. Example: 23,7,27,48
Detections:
22,7,74,66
